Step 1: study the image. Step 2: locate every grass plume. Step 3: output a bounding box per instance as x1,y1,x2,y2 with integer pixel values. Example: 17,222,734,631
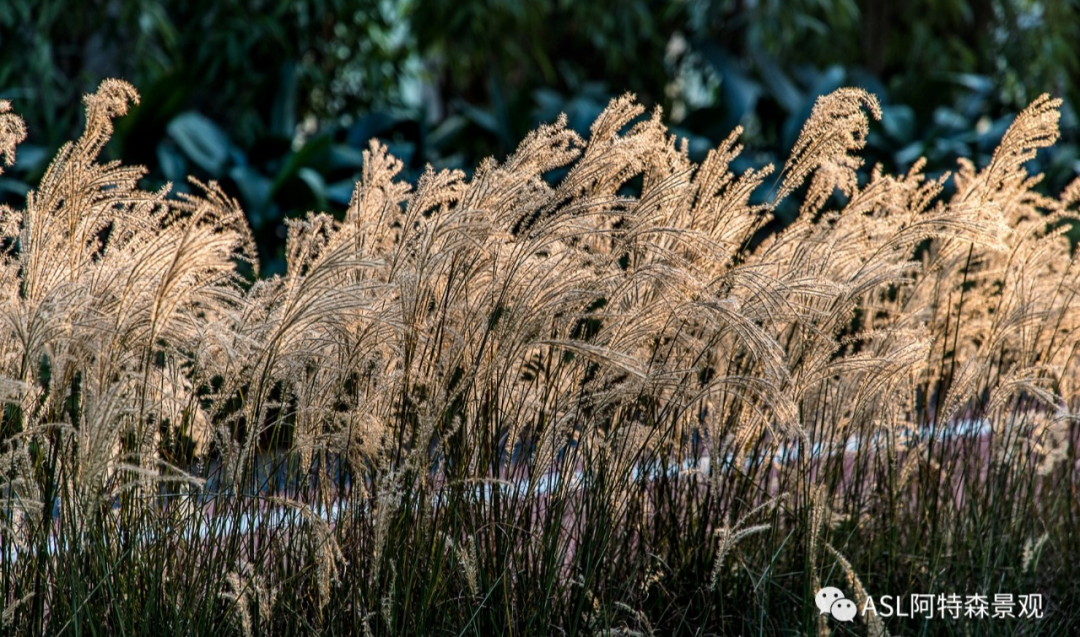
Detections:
1,80,1078,635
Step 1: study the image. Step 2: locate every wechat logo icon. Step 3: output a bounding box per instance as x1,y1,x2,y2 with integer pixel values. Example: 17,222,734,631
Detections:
816,587,857,622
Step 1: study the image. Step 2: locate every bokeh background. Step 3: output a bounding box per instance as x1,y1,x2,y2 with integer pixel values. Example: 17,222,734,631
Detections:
2,0,1078,275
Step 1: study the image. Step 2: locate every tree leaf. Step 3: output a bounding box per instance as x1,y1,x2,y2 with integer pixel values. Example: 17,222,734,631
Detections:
166,111,232,176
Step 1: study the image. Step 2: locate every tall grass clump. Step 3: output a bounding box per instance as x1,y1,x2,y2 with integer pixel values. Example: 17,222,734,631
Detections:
1,80,1079,636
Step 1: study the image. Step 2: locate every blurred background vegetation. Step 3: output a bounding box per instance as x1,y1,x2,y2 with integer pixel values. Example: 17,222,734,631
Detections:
1,0,1078,275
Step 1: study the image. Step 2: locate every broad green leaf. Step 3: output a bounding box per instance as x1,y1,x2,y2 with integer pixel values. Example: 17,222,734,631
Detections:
167,111,232,177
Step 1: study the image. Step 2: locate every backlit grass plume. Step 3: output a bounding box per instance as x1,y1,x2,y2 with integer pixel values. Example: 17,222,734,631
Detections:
1,80,1078,635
